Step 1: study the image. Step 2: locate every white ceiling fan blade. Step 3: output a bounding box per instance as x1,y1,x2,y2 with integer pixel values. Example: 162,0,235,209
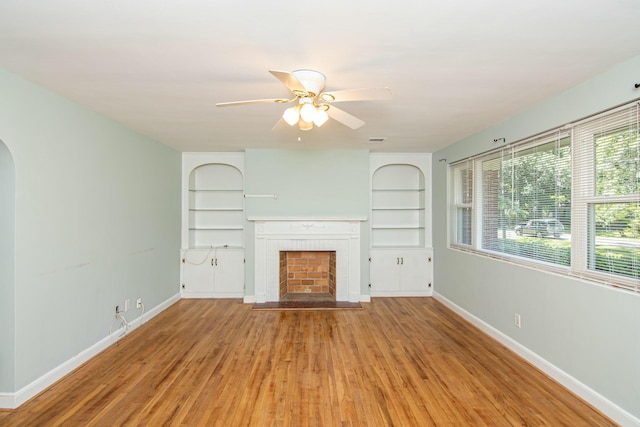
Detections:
320,87,392,103
269,70,307,94
326,105,365,129
216,98,289,107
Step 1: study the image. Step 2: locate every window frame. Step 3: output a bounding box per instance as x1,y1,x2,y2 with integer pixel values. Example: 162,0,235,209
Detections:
448,100,640,292
449,161,474,247
571,103,640,289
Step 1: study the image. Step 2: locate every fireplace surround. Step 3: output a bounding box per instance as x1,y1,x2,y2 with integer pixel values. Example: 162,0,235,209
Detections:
249,218,366,303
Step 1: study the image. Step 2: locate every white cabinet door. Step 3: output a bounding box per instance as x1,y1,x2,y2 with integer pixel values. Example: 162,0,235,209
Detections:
369,249,401,294
213,249,245,297
181,248,245,298
181,250,214,296
370,248,432,296
399,250,431,294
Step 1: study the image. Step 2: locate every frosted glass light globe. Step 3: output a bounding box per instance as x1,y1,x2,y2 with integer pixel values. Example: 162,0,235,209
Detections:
299,103,317,123
282,106,300,126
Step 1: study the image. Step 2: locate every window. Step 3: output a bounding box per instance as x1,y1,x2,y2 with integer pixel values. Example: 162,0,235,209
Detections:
450,161,473,246
573,103,640,289
459,131,572,268
449,101,640,292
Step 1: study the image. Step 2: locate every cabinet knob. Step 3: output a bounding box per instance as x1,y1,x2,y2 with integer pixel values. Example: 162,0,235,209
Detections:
428,257,432,262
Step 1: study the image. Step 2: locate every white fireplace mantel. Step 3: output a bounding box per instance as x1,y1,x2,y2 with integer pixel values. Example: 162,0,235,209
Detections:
248,217,366,303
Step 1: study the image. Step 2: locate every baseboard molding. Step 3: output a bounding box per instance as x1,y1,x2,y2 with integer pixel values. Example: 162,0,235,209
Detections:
243,295,372,304
182,292,245,299
370,291,433,297
1,293,181,410
0,393,14,410
433,292,640,427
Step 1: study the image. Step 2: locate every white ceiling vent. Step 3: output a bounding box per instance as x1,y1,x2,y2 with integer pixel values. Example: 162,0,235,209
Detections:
367,137,387,144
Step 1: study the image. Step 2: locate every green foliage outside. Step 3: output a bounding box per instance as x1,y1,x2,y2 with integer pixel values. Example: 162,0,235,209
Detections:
593,244,640,279
489,126,640,280
495,237,571,266
594,127,640,237
493,236,639,280
496,136,572,229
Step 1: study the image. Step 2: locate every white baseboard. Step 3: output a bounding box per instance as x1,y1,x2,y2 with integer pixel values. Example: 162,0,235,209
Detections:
182,292,245,299
1,293,181,410
0,393,14,409
370,291,433,297
243,295,372,303
433,292,640,427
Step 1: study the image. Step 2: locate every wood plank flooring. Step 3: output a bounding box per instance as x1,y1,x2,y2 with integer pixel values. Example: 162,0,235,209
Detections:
0,298,616,426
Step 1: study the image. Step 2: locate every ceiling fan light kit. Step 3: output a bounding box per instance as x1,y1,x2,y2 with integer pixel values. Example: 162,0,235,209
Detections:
282,106,300,126
313,108,329,127
216,68,392,132
299,101,317,122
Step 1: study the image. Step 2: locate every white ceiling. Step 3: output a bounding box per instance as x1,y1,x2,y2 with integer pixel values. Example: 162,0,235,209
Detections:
1,1,639,153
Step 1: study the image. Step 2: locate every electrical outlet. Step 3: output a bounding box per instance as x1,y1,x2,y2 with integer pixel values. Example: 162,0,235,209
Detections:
124,299,130,312
514,312,521,328
136,298,142,309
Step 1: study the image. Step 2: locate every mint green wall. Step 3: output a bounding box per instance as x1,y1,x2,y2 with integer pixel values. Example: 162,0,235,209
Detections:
0,141,15,392
244,149,370,295
0,69,181,392
433,55,640,420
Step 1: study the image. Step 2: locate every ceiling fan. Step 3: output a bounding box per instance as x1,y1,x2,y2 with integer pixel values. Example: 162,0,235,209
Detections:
216,69,392,130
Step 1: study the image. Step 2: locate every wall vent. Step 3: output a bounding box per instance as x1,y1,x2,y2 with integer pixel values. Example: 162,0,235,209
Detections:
367,137,387,143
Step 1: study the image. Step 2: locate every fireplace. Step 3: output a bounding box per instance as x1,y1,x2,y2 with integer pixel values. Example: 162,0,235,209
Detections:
250,218,365,303
279,251,336,300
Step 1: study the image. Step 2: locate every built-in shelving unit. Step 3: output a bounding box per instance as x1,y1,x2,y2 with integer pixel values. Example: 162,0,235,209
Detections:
371,163,426,248
369,154,433,297
188,163,244,248
181,154,246,298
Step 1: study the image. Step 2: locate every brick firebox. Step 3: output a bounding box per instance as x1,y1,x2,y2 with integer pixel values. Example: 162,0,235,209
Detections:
279,251,336,300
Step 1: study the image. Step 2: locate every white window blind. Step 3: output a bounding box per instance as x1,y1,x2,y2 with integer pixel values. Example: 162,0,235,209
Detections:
479,131,571,266
448,99,640,292
572,102,640,291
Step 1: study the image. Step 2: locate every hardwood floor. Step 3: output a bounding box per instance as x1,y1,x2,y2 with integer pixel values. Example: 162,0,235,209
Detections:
0,298,616,426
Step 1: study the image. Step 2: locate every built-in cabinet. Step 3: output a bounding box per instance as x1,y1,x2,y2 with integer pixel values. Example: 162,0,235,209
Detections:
181,153,245,298
369,248,433,296
369,154,433,296
180,247,244,297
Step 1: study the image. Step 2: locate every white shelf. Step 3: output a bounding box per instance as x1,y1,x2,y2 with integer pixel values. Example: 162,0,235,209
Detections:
373,207,426,210
372,226,425,230
372,188,425,192
189,227,244,230
371,163,426,248
189,208,243,211
188,164,244,249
